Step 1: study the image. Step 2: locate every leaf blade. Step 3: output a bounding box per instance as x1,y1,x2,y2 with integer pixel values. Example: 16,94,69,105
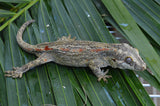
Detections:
102,0,160,82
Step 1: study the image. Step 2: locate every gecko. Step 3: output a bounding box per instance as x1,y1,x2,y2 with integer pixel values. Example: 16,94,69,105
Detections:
5,20,146,82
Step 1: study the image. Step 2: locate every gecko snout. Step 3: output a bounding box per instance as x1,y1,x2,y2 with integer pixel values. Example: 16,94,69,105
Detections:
141,64,146,71
134,63,146,71
142,66,146,71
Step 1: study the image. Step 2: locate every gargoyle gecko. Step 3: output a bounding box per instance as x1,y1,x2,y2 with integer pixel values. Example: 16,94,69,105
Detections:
5,20,146,81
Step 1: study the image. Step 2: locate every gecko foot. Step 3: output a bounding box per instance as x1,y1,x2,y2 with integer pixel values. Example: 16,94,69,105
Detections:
5,67,23,78
57,34,76,42
13,67,20,70
97,69,112,82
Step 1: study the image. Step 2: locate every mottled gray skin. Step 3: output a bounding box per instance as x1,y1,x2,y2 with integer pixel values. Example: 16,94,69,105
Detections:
5,20,146,81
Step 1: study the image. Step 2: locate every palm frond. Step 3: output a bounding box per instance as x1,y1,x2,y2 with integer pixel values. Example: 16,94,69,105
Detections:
0,0,158,105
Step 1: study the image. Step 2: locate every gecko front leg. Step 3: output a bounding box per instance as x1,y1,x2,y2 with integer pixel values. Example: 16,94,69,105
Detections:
5,53,53,78
89,59,112,82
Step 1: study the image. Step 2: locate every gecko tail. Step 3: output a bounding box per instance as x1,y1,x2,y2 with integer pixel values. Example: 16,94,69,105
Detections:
16,20,36,53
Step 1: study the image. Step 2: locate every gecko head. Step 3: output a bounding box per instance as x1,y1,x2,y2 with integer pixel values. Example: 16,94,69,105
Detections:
111,43,146,71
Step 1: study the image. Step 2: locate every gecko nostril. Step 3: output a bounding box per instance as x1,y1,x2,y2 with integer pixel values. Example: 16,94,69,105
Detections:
142,66,146,71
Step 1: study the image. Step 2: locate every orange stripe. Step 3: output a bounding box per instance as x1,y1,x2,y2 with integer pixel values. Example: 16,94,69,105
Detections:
35,48,43,51
60,48,70,51
43,59,48,62
44,46,53,51
79,49,84,52
91,48,110,52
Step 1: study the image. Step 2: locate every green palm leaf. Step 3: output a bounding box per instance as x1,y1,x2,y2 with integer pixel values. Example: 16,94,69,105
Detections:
0,0,159,105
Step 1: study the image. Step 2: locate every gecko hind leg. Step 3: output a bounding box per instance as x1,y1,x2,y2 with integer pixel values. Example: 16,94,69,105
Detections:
5,53,53,78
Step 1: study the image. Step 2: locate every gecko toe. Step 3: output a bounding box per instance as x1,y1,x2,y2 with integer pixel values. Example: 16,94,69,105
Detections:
13,67,20,70
5,70,23,78
98,77,103,82
5,73,12,77
5,71,14,74
97,69,112,82
98,75,112,82
103,77,108,82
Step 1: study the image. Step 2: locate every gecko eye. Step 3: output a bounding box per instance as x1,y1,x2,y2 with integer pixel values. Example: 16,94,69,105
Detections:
125,57,133,65
112,58,116,62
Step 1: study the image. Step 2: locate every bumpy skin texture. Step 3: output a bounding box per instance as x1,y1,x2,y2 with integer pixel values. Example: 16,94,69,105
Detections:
5,20,146,82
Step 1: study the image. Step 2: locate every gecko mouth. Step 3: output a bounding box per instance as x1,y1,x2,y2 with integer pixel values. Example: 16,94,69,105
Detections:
134,64,146,71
